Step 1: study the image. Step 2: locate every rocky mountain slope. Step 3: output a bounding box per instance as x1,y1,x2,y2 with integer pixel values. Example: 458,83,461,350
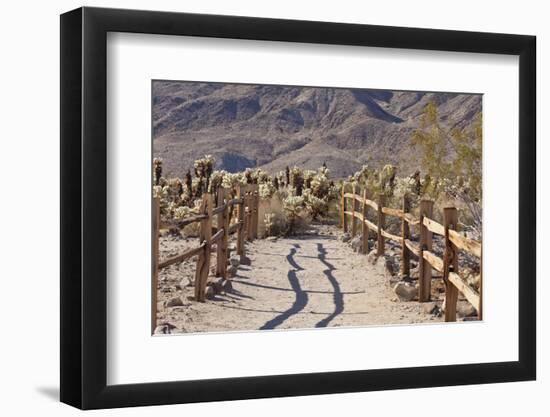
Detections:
152,81,481,178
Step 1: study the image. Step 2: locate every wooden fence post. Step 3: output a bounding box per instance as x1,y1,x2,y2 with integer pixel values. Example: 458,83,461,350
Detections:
216,187,225,277
418,199,434,302
236,185,245,258
377,193,386,256
351,184,358,237
361,187,369,254
253,184,259,239
341,183,347,232
401,194,411,276
152,197,160,333
443,207,459,322
478,256,483,320
194,193,212,302
246,186,253,242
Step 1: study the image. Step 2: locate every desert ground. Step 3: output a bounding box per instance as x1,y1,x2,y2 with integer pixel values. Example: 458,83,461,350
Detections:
154,223,478,335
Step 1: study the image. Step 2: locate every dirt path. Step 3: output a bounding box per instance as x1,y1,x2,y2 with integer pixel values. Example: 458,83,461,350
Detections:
156,224,442,334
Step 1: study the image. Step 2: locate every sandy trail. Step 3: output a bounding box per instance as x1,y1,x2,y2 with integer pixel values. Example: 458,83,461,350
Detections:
156,224,442,334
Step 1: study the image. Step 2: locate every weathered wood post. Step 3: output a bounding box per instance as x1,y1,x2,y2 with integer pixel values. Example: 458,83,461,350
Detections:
194,193,213,302
216,187,226,277
443,207,459,322
223,191,230,275
253,184,259,239
377,193,386,256
151,197,160,333
478,255,483,320
418,199,434,302
351,184,359,237
236,185,245,258
341,182,347,232
361,187,369,254
245,186,253,242
401,194,411,276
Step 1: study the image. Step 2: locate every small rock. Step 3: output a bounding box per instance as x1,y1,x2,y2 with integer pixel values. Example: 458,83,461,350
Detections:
154,322,177,334
222,279,233,293
227,265,238,277
367,249,378,265
350,236,363,252
457,301,478,318
385,257,396,276
266,236,278,242
165,297,184,307
211,277,225,294
160,286,173,293
422,302,438,315
205,285,215,300
340,232,351,243
229,255,241,267
393,281,418,302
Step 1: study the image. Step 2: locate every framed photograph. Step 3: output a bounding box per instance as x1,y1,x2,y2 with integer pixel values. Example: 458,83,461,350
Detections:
60,6,536,409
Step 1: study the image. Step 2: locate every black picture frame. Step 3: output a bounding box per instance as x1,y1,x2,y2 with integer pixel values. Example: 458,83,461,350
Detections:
60,6,536,410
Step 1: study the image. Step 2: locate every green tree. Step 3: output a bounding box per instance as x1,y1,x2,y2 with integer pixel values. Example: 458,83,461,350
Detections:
411,101,482,234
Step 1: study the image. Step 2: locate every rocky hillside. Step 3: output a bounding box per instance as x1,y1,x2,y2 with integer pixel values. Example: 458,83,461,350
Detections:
152,81,481,178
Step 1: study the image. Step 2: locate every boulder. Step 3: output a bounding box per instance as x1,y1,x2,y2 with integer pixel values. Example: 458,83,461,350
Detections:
393,282,418,302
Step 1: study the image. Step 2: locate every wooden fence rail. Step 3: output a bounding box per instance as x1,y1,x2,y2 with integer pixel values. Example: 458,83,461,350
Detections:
152,184,260,331
341,183,482,322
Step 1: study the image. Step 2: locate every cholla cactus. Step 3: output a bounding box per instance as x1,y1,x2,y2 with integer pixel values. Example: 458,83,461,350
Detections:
222,172,246,189
259,182,276,199
208,170,227,195
303,189,327,220
290,166,304,196
283,195,305,235
304,170,316,189
194,155,214,191
310,166,331,199
166,177,183,203
255,169,270,184
352,164,370,185
380,164,396,192
192,177,205,198
153,185,166,199
243,168,254,184
173,205,196,220
153,158,163,185
264,212,276,237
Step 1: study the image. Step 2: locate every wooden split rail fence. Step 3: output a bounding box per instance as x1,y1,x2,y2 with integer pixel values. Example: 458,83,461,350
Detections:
341,183,482,322
152,184,260,330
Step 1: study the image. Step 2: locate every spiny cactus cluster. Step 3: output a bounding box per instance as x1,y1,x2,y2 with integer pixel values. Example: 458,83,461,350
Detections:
154,151,481,238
